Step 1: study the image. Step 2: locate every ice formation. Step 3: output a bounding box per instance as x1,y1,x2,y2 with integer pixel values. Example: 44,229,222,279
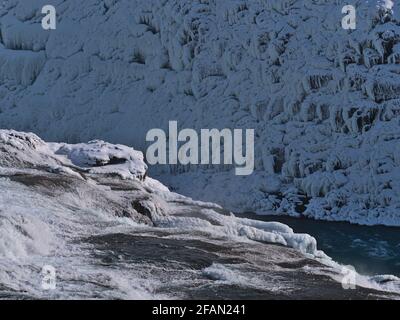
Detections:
1,130,399,298
0,130,321,298
0,1,400,225
0,130,320,256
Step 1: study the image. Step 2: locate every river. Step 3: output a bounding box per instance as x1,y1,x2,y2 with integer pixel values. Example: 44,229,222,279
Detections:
237,213,400,277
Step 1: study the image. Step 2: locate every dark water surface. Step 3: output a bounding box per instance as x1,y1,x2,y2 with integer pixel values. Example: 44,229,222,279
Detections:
238,213,400,277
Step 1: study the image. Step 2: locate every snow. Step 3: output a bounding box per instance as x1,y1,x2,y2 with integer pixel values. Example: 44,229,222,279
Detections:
0,44,45,85
0,1,400,226
152,209,320,255
0,129,147,180
50,140,148,180
1,16,48,51
0,129,399,297
0,129,319,256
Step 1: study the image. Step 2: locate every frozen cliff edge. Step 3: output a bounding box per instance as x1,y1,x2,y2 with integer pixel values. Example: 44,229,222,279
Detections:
1,130,399,299
1,1,400,226
0,129,320,256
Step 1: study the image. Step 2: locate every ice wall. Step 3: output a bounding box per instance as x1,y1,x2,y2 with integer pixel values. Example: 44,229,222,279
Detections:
0,0,399,225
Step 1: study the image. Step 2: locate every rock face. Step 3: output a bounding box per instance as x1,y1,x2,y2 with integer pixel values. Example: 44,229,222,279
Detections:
0,1,400,225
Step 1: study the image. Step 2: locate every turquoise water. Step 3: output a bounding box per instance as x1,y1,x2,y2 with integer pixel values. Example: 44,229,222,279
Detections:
238,213,400,277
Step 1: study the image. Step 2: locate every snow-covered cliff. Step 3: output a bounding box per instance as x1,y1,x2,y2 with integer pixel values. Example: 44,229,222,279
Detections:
0,0,400,225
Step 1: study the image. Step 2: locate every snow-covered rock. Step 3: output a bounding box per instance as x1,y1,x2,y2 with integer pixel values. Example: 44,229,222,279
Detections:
0,130,321,256
0,130,147,180
0,1,400,225
1,130,399,299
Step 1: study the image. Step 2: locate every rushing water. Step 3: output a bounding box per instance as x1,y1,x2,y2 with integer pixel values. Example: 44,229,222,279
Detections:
238,213,400,277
